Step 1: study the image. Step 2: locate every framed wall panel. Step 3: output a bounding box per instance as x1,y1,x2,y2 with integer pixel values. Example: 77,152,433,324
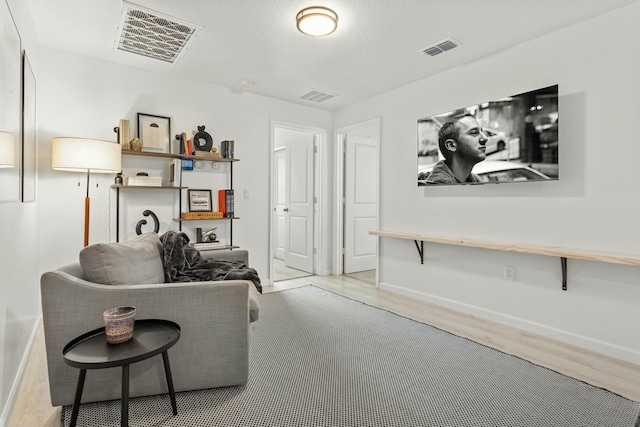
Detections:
0,0,22,202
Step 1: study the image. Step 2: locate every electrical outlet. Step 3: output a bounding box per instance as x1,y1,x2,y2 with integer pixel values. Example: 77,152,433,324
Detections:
244,189,251,199
504,266,515,280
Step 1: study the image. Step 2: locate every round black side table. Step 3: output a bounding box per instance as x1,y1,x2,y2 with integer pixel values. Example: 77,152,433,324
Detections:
63,319,181,427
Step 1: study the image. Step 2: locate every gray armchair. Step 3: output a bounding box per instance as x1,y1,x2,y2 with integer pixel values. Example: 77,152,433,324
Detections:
40,233,259,407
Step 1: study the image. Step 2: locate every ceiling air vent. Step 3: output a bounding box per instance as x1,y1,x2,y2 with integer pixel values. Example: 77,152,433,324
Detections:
298,89,337,104
422,38,460,57
114,2,202,64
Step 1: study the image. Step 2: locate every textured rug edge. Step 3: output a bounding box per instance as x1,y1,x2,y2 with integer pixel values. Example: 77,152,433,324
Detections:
291,283,640,405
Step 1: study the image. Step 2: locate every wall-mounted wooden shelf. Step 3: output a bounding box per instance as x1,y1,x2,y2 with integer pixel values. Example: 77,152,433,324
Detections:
122,150,239,162
196,245,240,252
174,217,239,221
111,185,187,189
370,230,640,290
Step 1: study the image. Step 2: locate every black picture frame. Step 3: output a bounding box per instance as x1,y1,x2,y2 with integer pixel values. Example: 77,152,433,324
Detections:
188,189,212,212
137,113,171,153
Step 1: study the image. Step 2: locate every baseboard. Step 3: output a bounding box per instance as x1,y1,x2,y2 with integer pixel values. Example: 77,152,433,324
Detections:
379,281,640,365
0,316,41,427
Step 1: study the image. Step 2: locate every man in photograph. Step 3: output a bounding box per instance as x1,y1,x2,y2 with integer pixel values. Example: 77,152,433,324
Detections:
425,113,488,185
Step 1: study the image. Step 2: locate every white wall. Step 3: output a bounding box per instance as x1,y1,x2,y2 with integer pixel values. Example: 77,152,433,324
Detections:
37,48,333,284
0,0,40,422
334,3,640,363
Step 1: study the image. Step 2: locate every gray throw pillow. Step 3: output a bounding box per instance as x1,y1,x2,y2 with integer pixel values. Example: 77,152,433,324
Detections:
80,233,164,285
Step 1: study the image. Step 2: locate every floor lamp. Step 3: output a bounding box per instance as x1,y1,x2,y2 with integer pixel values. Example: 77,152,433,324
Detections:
52,137,121,247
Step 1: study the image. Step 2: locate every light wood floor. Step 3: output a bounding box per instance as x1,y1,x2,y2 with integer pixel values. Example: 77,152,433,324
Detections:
8,275,640,427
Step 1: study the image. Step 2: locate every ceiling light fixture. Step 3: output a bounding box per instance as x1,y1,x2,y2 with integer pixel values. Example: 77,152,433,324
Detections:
296,6,338,37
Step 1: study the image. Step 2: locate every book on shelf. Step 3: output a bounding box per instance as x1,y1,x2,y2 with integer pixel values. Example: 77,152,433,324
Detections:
218,189,234,217
181,211,223,220
194,151,222,159
125,176,163,186
191,242,226,250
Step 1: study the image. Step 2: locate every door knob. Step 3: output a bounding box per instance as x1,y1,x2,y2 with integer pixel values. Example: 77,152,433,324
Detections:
283,208,289,212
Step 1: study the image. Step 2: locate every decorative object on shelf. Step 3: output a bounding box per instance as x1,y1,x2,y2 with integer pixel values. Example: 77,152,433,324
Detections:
168,159,180,186
0,132,16,168
117,119,131,150
135,209,160,235
137,113,171,153
130,137,143,152
175,133,185,154
193,125,213,152
188,189,213,212
195,227,218,243
182,158,194,170
52,137,122,246
0,0,21,203
103,306,136,344
202,227,217,243
114,173,123,185
180,211,223,220
21,51,36,202
221,140,235,159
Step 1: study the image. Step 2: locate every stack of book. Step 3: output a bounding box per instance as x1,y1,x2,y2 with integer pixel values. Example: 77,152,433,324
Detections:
126,176,163,186
194,151,222,159
191,242,226,250
218,189,234,217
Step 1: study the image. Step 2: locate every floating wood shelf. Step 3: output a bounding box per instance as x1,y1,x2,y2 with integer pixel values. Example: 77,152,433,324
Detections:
122,151,239,162
174,217,239,221
111,185,187,189
369,230,640,290
197,245,239,251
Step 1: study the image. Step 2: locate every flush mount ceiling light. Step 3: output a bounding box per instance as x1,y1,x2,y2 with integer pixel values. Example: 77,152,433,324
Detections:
296,6,338,37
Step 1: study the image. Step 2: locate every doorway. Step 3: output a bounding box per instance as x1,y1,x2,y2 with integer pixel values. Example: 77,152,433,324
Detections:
335,119,380,285
270,122,324,283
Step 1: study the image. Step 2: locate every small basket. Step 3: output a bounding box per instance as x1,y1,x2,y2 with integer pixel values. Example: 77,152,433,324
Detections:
103,306,136,344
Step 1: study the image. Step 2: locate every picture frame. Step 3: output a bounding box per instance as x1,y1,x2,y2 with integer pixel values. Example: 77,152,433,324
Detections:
137,113,171,153
188,189,212,212
21,50,36,203
0,0,22,203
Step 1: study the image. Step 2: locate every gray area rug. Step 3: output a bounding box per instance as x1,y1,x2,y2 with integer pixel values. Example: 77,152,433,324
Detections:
63,285,640,426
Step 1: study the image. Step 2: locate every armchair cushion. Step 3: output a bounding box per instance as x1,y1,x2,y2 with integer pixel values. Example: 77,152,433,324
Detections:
79,233,164,285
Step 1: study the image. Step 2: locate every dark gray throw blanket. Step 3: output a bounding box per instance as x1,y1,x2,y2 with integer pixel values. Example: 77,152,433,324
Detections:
160,231,262,293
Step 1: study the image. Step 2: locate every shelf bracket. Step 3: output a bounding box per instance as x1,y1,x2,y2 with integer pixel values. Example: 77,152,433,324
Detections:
414,240,424,264
561,257,567,291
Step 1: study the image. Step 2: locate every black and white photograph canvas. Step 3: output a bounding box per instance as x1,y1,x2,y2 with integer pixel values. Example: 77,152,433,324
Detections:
417,85,558,186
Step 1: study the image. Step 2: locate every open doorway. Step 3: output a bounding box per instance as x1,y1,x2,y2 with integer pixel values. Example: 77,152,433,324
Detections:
335,118,380,286
270,122,324,283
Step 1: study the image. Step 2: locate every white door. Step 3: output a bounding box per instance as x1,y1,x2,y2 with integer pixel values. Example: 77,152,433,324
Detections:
284,135,315,273
274,148,286,260
344,134,378,273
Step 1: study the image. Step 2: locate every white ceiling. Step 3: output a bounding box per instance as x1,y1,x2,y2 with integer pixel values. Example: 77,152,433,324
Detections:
26,0,639,110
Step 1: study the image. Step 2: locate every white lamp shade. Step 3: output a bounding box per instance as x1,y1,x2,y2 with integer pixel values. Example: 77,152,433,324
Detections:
52,137,121,173
0,131,16,168
296,6,338,37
